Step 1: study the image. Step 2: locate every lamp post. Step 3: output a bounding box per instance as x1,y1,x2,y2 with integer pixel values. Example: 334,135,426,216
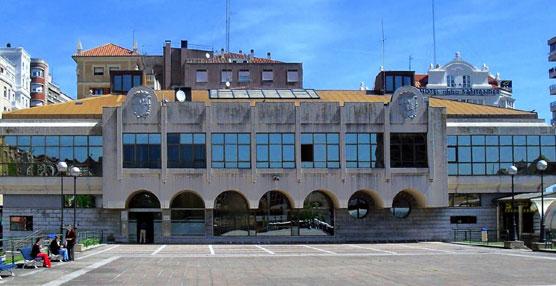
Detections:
69,166,81,230
507,165,518,241
56,162,68,235
536,160,548,243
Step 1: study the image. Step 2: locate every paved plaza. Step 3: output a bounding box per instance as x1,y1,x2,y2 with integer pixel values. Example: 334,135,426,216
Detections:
2,242,556,286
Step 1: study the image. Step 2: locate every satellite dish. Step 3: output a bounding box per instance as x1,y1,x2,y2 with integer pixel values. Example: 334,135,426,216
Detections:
176,90,186,102
205,53,210,59
225,81,231,88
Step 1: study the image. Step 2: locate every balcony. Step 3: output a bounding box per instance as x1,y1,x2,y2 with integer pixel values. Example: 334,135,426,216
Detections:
552,118,556,126
551,84,556,95
551,67,556,78
551,101,556,112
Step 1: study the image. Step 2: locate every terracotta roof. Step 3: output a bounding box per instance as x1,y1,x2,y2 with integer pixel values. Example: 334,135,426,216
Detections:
186,52,283,64
414,74,428,88
488,75,499,89
1,90,535,120
73,43,140,57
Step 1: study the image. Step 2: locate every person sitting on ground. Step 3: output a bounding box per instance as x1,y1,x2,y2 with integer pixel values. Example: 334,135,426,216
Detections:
31,237,51,268
50,235,69,262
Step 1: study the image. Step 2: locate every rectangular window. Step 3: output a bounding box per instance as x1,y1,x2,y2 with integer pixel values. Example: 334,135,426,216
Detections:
31,68,43,78
123,133,161,168
111,71,142,93
64,195,96,208
463,75,471,88
262,70,273,82
390,133,427,168
167,133,206,168
31,84,43,93
196,70,208,83
385,76,394,91
238,70,250,82
403,76,412,87
10,216,33,231
447,75,455,87
221,70,232,83
394,75,403,90
450,216,477,224
287,70,298,82
93,67,104,76
211,133,250,168
0,135,102,177
345,133,384,168
301,133,339,168
449,193,481,207
256,133,295,168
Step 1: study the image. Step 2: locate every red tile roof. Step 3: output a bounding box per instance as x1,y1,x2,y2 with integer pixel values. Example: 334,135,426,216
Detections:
73,43,140,57
186,52,283,64
488,75,499,88
414,74,428,88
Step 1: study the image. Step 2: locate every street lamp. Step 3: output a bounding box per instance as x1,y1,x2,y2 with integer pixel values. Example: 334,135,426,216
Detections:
536,160,548,243
69,166,81,229
56,162,68,235
507,165,518,241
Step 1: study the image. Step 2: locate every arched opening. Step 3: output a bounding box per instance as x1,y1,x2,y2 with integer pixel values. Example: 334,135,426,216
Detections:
297,191,334,236
256,191,292,236
391,189,426,218
170,191,205,236
213,191,250,236
127,191,161,244
348,190,382,219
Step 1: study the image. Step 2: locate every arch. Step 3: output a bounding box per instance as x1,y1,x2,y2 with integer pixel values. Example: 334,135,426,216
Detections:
348,190,384,219
300,190,335,236
213,190,250,236
256,191,293,236
259,189,295,209
126,190,161,209
390,189,427,218
397,189,427,208
170,190,205,209
304,189,339,209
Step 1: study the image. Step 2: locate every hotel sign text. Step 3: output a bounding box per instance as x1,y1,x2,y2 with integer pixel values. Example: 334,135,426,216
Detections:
418,88,501,96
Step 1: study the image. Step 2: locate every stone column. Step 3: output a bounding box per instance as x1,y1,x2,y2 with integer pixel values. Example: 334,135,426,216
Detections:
120,210,129,241
205,209,213,237
162,209,172,237
518,205,523,240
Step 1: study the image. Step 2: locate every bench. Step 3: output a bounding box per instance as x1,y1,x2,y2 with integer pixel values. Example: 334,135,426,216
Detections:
0,257,16,279
19,247,43,269
48,245,61,262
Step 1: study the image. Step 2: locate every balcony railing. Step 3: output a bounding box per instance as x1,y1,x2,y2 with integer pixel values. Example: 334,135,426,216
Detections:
551,84,556,95
550,67,556,78
551,101,556,108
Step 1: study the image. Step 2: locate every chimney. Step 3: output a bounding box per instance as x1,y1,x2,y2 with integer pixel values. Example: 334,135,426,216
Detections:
77,40,82,53
165,40,171,48
181,40,188,49
249,49,254,60
267,52,271,60
6,43,11,48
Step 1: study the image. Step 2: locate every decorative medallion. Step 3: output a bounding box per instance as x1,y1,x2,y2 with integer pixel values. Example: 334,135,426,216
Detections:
399,92,418,119
131,89,152,118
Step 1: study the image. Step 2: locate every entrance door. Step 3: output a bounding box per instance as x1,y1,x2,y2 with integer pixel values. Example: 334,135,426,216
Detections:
129,212,161,244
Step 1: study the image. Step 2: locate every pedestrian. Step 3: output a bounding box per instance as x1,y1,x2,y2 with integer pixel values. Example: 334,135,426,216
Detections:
139,221,147,244
50,235,69,262
31,237,51,268
65,225,77,261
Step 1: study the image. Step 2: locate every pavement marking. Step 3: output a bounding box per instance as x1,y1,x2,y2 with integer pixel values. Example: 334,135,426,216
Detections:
151,245,167,255
19,268,46,277
347,244,398,255
208,244,215,255
255,245,275,255
392,243,456,254
302,245,337,255
41,256,120,286
76,245,120,260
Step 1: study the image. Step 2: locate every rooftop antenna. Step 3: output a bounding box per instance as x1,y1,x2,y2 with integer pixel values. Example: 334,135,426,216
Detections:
226,0,230,53
132,29,135,49
409,55,413,70
432,0,437,66
381,20,386,94
381,20,385,69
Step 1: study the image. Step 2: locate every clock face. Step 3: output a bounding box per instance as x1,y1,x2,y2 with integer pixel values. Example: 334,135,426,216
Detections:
131,90,152,118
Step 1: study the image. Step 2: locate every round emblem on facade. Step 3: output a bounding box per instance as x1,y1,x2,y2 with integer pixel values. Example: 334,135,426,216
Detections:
398,91,418,119
131,89,152,118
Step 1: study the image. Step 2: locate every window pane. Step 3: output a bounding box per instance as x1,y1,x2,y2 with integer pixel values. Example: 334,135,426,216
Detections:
194,134,205,144
327,133,339,144
486,147,499,162
269,134,281,144
471,136,484,145
225,145,237,161
257,133,268,144
485,136,498,145
123,75,132,91
283,133,294,144
149,134,161,144
180,134,193,144
314,134,326,144
212,134,224,144
346,134,357,144
89,136,102,145
238,134,250,144
459,147,471,162
500,136,512,145
269,145,281,161
541,136,555,146
542,146,556,161
168,134,179,144
212,145,223,161
346,145,357,161
257,145,268,162
283,145,294,161
74,136,87,146
123,134,135,144
527,136,539,145
136,134,148,144
458,136,470,146
225,134,237,144
301,134,313,144
32,136,44,146
386,76,393,91
18,136,30,146
357,145,370,161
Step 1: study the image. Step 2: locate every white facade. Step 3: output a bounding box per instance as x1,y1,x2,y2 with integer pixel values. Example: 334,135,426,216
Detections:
0,56,16,116
420,52,515,109
0,46,31,110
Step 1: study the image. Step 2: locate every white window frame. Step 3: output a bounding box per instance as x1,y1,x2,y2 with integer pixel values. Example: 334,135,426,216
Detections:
93,67,104,76
287,70,299,83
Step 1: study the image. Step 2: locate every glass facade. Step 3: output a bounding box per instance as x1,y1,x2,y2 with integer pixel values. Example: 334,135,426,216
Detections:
301,133,339,168
449,193,481,207
167,133,206,168
171,192,205,236
447,135,556,175
123,133,161,168
211,133,251,168
256,133,295,168
346,133,384,168
390,133,427,168
0,135,102,176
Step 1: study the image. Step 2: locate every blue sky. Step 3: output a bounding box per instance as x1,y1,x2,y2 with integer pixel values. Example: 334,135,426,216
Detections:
1,0,555,121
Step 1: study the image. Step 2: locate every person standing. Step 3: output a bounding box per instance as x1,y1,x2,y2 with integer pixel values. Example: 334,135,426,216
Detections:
31,238,51,268
139,221,148,244
65,225,77,261
50,235,68,262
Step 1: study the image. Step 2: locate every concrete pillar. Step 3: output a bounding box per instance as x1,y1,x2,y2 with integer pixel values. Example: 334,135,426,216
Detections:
120,210,128,239
205,209,213,237
162,209,171,237
518,205,523,240
496,205,500,241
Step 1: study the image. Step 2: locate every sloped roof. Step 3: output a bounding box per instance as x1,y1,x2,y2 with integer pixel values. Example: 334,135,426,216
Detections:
1,90,536,120
73,43,140,57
